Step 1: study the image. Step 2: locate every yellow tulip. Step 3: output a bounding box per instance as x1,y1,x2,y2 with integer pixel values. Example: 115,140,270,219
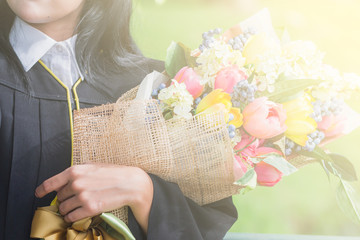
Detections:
229,107,243,128
282,93,313,118
196,90,243,127
285,134,310,147
199,103,230,122
283,94,317,146
196,89,232,114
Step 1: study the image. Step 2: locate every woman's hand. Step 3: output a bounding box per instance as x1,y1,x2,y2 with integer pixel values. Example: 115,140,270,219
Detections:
35,164,153,233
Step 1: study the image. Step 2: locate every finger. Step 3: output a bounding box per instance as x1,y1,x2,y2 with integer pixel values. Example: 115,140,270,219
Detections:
58,195,82,216
35,169,71,198
57,179,82,202
56,184,73,203
64,206,92,223
57,175,118,202
64,188,128,223
63,194,103,223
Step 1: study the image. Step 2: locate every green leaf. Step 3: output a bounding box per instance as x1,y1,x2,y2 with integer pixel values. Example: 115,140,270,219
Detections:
320,159,331,182
247,71,255,83
326,154,358,182
100,213,135,240
262,154,298,176
239,186,254,195
301,147,358,181
263,78,322,103
300,146,337,178
163,111,173,120
234,168,257,189
165,42,196,78
181,42,197,67
336,180,360,225
250,157,262,164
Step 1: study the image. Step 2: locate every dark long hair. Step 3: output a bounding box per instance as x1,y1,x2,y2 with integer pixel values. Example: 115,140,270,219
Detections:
0,1,24,81
0,0,145,86
76,0,146,84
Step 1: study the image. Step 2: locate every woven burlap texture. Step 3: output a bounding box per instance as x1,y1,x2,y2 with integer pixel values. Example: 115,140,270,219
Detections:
72,85,316,223
73,94,240,223
271,137,318,169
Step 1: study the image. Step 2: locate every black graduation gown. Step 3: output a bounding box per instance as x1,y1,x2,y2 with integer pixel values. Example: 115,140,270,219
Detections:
0,43,238,240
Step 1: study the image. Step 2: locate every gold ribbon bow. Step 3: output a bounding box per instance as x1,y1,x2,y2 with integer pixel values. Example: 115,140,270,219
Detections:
30,205,116,240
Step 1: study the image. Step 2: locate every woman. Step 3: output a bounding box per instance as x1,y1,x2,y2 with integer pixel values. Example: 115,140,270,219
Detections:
0,0,238,239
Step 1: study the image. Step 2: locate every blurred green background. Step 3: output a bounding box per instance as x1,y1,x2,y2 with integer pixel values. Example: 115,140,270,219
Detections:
131,0,360,236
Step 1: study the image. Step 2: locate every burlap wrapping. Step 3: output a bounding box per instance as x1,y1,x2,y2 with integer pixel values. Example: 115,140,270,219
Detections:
72,85,317,223
272,138,319,169
73,92,240,222
288,155,318,169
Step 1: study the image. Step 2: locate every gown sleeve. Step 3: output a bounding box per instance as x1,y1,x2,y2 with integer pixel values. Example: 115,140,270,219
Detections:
128,174,238,240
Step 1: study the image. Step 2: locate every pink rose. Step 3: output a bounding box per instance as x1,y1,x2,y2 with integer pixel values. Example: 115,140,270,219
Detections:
234,133,262,157
234,137,284,185
255,161,282,187
233,154,254,180
234,155,247,181
214,65,247,93
234,132,282,157
318,114,346,138
174,67,204,99
234,135,284,186
255,147,283,157
242,97,287,139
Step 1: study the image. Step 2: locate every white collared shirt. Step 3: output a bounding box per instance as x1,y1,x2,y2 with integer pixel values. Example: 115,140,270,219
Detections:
9,17,83,90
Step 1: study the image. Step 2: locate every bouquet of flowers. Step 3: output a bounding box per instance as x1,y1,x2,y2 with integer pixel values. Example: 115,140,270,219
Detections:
72,9,360,226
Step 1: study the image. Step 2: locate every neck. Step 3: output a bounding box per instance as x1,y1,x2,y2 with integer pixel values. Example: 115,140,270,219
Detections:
30,22,77,42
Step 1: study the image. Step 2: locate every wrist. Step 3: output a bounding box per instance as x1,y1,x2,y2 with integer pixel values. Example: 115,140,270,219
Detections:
130,171,153,208
127,168,153,233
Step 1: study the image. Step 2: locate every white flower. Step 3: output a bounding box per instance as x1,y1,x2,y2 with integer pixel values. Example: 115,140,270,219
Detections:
158,80,194,119
311,82,338,101
319,64,342,82
282,40,324,79
250,39,328,93
231,131,242,148
253,53,288,92
173,104,193,119
343,72,360,90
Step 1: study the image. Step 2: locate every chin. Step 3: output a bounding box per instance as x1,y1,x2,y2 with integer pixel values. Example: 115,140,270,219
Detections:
9,3,51,25
18,13,52,25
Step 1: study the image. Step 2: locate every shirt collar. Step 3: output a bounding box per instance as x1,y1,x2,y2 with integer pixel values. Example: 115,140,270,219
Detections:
9,17,79,73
